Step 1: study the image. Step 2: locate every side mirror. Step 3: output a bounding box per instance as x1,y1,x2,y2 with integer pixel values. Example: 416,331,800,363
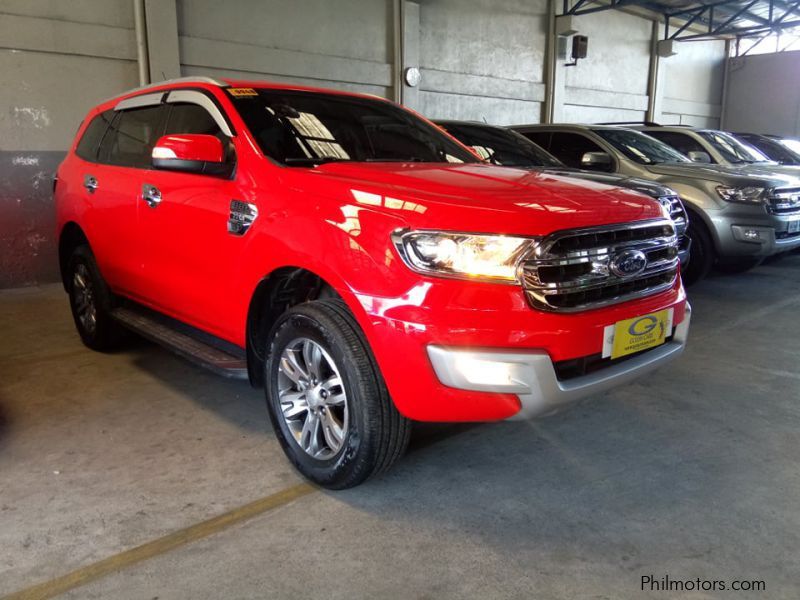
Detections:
580,151,612,170
152,134,232,176
687,150,711,164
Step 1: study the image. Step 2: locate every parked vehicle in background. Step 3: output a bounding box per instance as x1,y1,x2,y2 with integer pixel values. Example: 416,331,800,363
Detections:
511,123,800,284
630,124,800,177
734,133,800,166
435,120,690,265
55,78,692,488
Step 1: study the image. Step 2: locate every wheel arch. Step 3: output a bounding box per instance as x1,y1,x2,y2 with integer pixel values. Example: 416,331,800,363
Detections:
244,265,367,387
58,221,90,291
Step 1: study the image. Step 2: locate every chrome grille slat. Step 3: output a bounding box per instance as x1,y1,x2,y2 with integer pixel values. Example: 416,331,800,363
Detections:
767,188,800,216
520,219,679,312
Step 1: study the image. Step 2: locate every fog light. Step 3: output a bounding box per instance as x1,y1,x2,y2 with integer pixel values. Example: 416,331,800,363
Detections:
732,225,770,244
454,356,516,387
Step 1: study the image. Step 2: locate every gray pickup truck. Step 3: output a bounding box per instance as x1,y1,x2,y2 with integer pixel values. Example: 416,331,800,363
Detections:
512,124,800,284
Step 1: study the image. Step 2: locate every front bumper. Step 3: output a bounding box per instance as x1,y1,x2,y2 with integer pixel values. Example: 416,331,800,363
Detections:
709,204,800,257
427,304,690,420
358,275,688,422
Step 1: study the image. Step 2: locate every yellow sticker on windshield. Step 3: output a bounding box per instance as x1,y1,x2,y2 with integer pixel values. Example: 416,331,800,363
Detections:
228,88,258,97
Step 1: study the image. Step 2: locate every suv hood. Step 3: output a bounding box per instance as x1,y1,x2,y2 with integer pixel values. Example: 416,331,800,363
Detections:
644,162,800,189
303,162,665,236
538,167,674,198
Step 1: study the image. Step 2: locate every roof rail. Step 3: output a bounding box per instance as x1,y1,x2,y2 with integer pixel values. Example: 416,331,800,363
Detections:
103,76,228,103
596,121,662,127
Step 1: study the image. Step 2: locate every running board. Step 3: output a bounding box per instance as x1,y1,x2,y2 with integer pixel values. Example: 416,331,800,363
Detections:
110,307,248,380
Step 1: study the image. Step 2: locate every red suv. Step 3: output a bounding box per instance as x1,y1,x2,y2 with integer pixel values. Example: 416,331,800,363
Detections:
56,77,691,488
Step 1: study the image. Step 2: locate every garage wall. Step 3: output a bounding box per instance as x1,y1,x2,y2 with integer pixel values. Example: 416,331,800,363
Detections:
176,0,394,98
415,0,548,125
722,50,800,137
0,0,139,288
1,0,729,288
660,39,726,128
564,10,652,123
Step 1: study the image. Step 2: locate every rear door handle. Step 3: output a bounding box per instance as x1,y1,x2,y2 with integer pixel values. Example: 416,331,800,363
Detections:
141,184,162,208
83,175,98,193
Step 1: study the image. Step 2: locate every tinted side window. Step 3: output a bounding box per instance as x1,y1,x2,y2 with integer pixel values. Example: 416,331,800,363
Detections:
100,105,165,168
164,103,223,138
75,110,114,161
547,132,605,168
647,131,705,156
519,131,552,151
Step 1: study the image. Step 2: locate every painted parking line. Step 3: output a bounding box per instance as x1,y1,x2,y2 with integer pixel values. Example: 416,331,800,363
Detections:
3,483,316,600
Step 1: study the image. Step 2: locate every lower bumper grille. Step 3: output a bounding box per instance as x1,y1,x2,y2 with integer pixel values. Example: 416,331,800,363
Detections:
521,219,680,312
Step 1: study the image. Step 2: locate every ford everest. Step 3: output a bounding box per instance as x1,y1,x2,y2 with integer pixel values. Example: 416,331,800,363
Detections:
56,78,690,488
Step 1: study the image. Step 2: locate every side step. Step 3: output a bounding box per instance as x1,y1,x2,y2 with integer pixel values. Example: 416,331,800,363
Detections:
110,306,248,380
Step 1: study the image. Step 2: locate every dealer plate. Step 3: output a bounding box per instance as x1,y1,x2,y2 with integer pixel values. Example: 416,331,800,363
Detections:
602,308,674,360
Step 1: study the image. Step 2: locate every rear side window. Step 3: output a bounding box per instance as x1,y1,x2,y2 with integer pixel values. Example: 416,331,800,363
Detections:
164,103,223,139
646,131,705,157
75,110,114,162
519,131,552,151
99,105,165,168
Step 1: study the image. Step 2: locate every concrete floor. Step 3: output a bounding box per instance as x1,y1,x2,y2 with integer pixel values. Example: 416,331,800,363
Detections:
2,256,800,599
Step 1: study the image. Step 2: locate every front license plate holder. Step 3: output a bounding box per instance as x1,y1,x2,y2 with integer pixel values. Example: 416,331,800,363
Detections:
602,308,674,360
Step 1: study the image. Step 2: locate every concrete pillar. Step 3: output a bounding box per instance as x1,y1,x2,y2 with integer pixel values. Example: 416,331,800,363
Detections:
144,0,181,82
646,19,664,123
543,1,568,123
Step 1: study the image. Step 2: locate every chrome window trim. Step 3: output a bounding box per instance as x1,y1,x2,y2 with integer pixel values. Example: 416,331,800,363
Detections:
165,90,234,138
114,92,165,111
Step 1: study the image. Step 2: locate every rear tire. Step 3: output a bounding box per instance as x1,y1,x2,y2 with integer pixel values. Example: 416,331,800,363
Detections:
681,217,714,286
66,245,125,351
265,299,411,489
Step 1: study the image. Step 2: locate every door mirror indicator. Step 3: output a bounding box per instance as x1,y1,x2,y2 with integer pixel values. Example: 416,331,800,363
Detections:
687,150,712,164
152,134,233,177
580,151,612,170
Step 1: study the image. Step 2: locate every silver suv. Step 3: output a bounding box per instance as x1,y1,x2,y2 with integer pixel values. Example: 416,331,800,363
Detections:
511,124,800,283
632,125,800,178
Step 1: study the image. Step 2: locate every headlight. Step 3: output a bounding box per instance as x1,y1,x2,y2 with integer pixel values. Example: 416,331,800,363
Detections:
716,186,766,204
393,230,533,283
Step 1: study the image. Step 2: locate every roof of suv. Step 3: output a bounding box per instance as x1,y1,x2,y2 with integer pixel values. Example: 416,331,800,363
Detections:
511,123,636,132
102,76,389,110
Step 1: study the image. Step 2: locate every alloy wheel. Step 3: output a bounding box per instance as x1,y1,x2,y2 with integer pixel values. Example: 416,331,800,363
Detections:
277,337,349,460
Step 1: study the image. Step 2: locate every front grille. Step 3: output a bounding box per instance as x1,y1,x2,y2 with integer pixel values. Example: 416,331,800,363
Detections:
659,195,688,236
767,188,800,215
521,219,680,312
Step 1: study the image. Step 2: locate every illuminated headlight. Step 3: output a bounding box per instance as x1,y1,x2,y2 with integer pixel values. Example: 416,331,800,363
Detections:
393,230,533,283
716,186,766,204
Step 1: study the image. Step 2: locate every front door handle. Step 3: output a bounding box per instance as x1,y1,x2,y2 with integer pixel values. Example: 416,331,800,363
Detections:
141,184,162,208
83,175,98,193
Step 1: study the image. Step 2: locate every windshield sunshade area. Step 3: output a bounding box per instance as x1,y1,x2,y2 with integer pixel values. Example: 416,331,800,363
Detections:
698,131,771,164
226,88,478,166
439,124,563,168
592,128,690,165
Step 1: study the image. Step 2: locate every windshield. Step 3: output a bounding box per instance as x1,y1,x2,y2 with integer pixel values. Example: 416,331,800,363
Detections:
437,123,563,168
698,131,771,164
226,88,477,166
592,128,690,165
778,137,800,158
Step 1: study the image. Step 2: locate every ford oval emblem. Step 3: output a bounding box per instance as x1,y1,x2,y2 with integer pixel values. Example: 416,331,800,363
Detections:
610,249,648,278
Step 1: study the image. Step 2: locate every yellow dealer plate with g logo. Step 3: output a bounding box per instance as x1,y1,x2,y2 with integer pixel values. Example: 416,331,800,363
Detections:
602,308,674,360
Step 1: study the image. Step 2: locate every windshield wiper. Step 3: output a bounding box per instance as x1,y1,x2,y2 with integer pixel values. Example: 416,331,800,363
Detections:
364,157,426,162
284,156,352,166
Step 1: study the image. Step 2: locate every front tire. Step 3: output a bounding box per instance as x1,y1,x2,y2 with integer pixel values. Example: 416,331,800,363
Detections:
265,299,410,489
681,217,714,286
66,245,125,351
